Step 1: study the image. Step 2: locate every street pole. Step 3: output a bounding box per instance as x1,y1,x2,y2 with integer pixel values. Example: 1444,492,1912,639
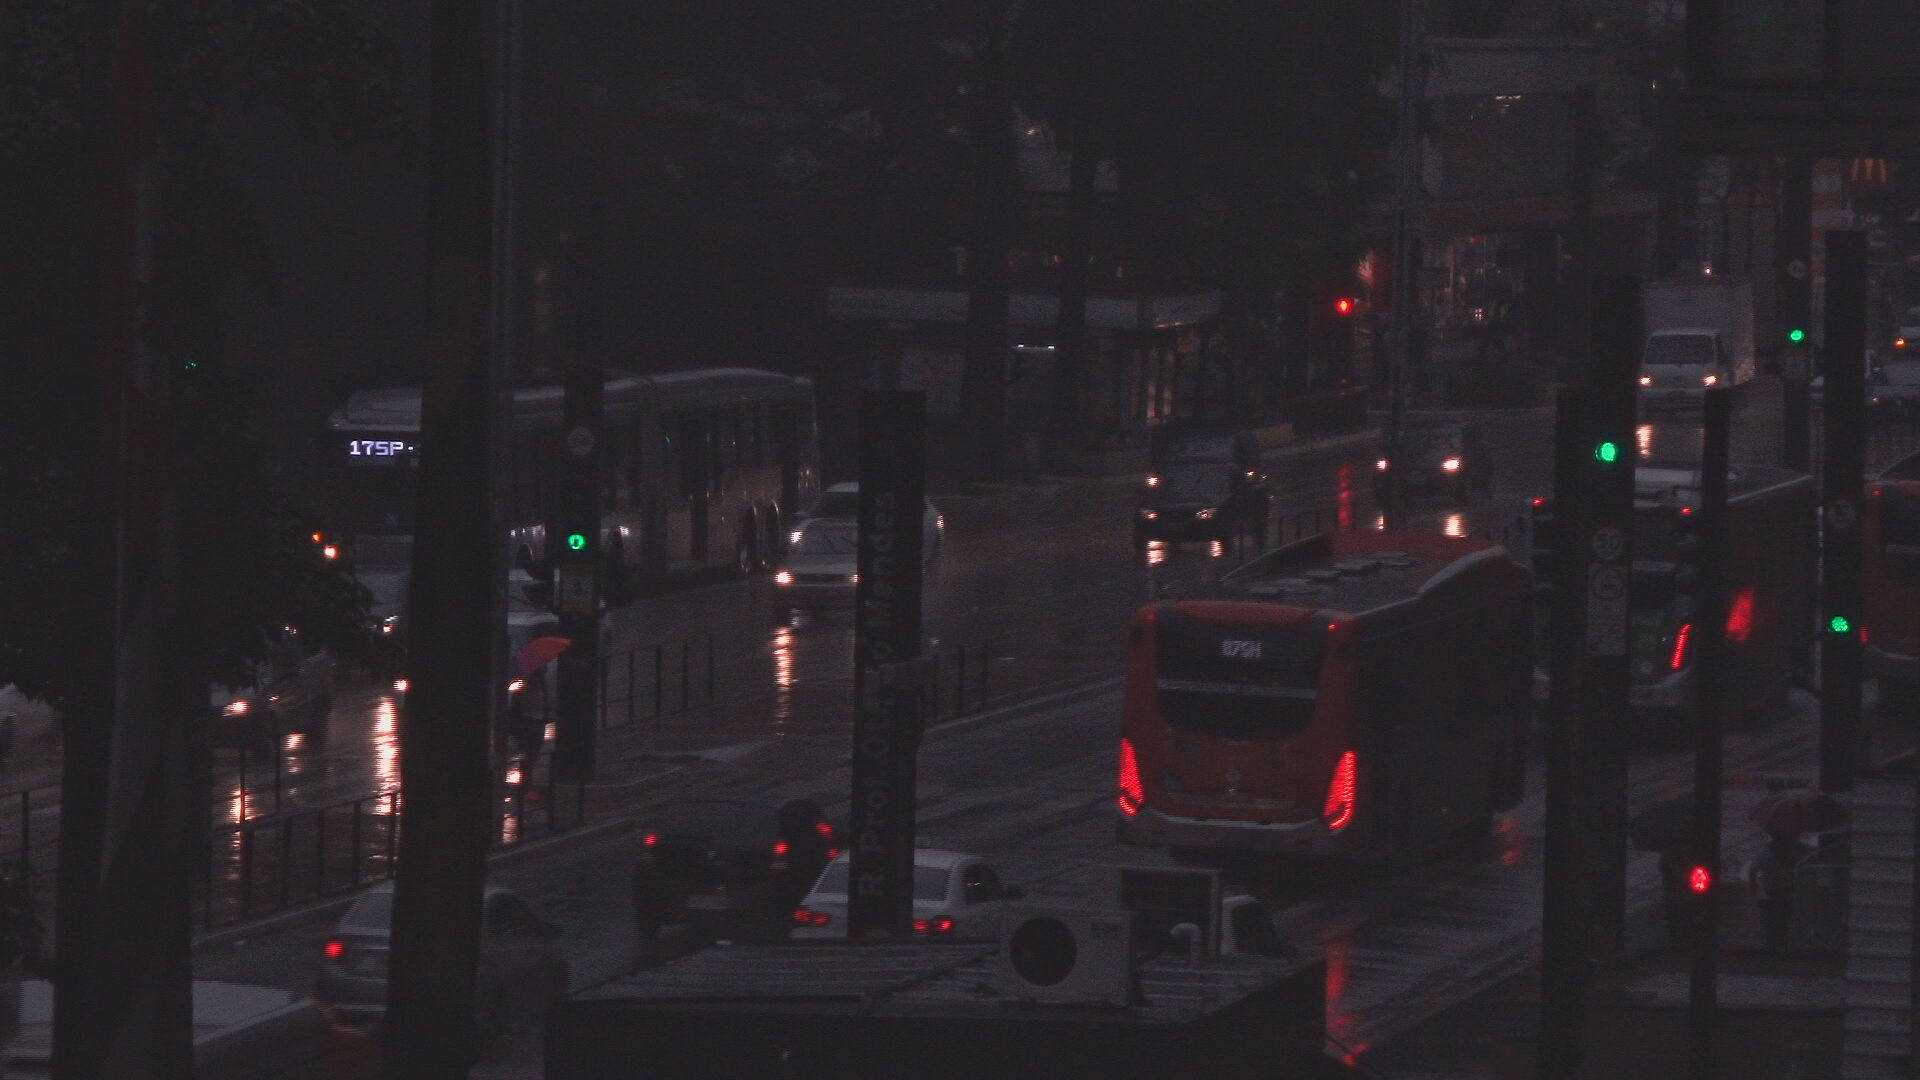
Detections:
1561,86,1597,389
1819,230,1867,794
552,359,604,782
1538,385,1592,1080
383,0,500,1074
1384,0,1423,528
1579,274,1641,962
1778,160,1813,472
1687,384,1733,1080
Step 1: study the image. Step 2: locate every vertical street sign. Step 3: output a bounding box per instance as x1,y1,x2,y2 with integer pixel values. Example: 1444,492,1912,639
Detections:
552,361,603,782
1688,385,1734,1080
1580,274,1640,963
846,391,928,938
1820,231,1867,793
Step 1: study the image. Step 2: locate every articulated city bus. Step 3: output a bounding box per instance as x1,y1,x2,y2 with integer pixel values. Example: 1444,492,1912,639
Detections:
1532,462,1814,736
324,368,821,597
1115,530,1532,863
1866,451,1920,705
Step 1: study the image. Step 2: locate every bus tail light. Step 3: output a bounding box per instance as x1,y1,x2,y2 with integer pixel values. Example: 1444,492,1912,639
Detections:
1724,587,1755,644
1670,623,1693,670
1323,751,1357,832
1118,738,1143,816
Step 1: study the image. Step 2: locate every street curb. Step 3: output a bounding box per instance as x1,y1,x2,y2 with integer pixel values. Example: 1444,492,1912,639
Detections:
189,815,638,953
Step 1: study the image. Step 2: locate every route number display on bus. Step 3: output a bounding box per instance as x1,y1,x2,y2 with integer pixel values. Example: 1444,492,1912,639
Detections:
345,439,415,459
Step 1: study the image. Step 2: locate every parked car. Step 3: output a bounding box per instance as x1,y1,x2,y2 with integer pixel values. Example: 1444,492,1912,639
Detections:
791,849,1025,941
632,797,839,945
1373,422,1493,502
1135,462,1272,547
207,626,335,759
314,881,569,1038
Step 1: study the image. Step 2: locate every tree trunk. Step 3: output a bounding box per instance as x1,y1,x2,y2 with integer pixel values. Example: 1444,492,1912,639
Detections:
960,8,1018,483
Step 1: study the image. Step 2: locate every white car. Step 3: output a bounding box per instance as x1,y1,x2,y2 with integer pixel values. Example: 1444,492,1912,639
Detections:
775,483,943,607
791,849,1023,941
790,482,943,561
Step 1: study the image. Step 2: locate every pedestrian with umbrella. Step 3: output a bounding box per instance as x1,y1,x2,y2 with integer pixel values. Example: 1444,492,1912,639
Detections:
1629,793,1701,947
509,636,570,775
1744,788,1848,950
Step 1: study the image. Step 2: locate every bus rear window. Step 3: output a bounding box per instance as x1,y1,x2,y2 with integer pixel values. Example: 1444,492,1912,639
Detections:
1153,615,1326,739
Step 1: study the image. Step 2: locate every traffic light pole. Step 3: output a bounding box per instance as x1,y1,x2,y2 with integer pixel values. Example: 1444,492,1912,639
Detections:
1687,385,1733,1080
552,360,604,783
1538,385,1592,1080
1778,159,1813,472
1579,274,1641,962
1819,230,1866,794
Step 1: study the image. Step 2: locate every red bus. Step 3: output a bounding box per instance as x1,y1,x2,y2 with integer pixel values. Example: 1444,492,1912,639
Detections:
1866,452,1920,704
1115,530,1531,862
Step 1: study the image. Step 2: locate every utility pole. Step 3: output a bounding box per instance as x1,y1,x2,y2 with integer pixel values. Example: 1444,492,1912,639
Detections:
1383,0,1424,527
1687,384,1734,1080
383,0,501,1074
1819,229,1867,793
551,356,603,782
1561,86,1597,388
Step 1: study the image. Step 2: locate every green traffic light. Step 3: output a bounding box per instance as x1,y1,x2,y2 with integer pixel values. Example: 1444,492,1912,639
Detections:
1829,615,1851,634
1788,328,1806,343
1594,441,1620,464
567,533,587,551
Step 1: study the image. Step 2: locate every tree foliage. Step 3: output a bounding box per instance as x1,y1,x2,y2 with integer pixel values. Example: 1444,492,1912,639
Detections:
0,0,397,708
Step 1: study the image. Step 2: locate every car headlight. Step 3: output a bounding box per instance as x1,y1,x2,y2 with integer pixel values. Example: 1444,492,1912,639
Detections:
1441,457,1462,472
1139,508,1158,520
1374,458,1390,471
775,569,794,586
1702,373,1719,386
223,700,249,716
789,530,804,545
1194,508,1216,521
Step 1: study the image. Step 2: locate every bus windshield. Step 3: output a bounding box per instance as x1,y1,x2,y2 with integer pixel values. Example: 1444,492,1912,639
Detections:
1643,335,1715,367
1157,465,1233,502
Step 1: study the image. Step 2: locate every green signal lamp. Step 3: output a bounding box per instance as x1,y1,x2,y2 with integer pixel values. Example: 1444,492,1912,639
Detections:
1594,440,1621,464
1788,328,1806,343
1829,614,1852,634
566,533,588,551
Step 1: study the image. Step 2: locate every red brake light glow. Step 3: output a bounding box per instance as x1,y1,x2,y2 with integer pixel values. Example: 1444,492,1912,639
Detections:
1531,497,1545,507
325,940,345,960
643,832,659,847
913,917,955,936
1670,623,1693,670
774,839,789,856
1323,751,1358,832
1724,587,1755,644
1689,866,1712,893
1118,738,1143,816
793,908,831,928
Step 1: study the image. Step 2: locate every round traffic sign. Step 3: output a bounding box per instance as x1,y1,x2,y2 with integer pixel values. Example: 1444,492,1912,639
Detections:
1590,565,1626,601
565,425,596,457
1787,259,1809,281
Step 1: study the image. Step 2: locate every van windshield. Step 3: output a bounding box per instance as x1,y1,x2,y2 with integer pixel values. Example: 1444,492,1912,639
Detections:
1644,335,1715,367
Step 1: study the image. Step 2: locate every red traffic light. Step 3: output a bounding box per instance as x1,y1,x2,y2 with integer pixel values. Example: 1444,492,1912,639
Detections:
1688,866,1712,893
1334,297,1356,316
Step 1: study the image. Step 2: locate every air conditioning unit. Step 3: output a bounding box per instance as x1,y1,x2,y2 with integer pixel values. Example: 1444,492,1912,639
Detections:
998,908,1135,1007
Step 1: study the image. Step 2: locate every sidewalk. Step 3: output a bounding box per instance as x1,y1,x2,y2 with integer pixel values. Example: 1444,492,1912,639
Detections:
1354,699,1917,1080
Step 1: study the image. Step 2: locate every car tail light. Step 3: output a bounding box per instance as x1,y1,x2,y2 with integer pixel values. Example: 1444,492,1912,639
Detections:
639,831,658,862
913,917,955,936
1671,623,1693,670
1117,738,1143,816
793,908,831,928
814,822,839,858
324,940,345,960
771,838,790,872
1323,751,1357,832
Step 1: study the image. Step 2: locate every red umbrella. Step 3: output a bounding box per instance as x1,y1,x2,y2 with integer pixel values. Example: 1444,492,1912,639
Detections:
513,635,572,678
1748,789,1849,836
